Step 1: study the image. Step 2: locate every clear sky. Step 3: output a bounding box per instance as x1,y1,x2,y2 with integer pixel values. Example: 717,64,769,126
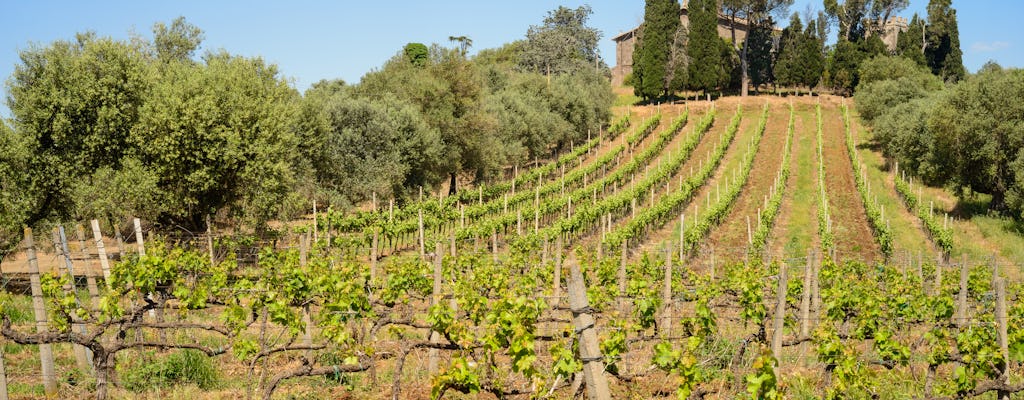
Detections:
1,0,1020,115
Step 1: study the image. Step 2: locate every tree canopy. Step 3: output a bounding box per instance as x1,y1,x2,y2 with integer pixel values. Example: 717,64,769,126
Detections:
632,0,681,101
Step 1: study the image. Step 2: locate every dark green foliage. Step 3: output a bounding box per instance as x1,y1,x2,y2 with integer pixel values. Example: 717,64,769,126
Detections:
632,0,680,101
773,13,803,88
688,0,726,93
300,82,441,208
745,23,775,89
860,61,1024,219
855,55,943,123
826,36,885,95
131,52,302,228
120,349,219,392
796,22,826,89
403,43,429,67
5,33,151,228
518,5,602,76
896,14,927,67
928,66,1024,215
925,0,965,82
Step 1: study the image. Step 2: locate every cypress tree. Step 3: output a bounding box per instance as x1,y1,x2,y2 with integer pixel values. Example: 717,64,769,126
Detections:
687,0,722,93
632,0,680,101
925,0,965,82
745,22,775,90
797,21,825,91
773,13,804,89
897,14,927,67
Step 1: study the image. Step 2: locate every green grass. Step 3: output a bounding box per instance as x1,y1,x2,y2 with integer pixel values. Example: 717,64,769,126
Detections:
613,91,640,107
852,126,932,256
781,106,819,259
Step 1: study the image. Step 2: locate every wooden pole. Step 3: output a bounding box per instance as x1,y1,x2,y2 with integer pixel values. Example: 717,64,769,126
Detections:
995,278,1010,400
76,225,100,309
662,241,673,338
54,227,92,375
956,256,969,329
618,241,628,315
90,220,112,281
370,228,379,283
133,218,145,256
206,215,215,265
418,209,425,261
799,250,812,338
567,259,612,400
23,228,58,396
429,242,444,374
554,236,563,303
772,262,789,362
299,234,314,364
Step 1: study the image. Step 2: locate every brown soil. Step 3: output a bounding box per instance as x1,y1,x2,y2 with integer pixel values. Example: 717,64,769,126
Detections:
769,101,818,258
702,102,791,262
819,101,882,262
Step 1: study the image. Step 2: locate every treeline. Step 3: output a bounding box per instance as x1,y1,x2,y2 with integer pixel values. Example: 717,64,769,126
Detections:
0,8,613,254
855,56,1024,220
629,0,964,99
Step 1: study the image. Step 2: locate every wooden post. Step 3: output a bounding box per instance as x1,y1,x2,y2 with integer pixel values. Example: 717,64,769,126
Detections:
956,256,969,329
772,262,789,362
429,242,444,374
113,221,124,261
418,209,425,261
370,228,379,282
679,214,685,260
554,236,563,303
934,254,944,295
662,242,673,337
491,228,499,264
54,227,92,375
995,278,1010,400
0,345,6,400
618,241,628,315
205,215,216,265
567,259,612,400
313,200,319,243
299,234,314,364
133,217,145,256
76,225,100,309
810,250,821,328
800,250,812,338
23,228,58,396
90,220,112,281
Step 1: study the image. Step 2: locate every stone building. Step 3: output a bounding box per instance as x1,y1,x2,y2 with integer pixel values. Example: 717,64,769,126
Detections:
611,5,760,86
871,16,909,51
611,8,908,87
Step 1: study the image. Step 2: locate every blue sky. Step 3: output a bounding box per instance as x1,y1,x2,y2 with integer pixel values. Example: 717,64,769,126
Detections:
0,0,1019,113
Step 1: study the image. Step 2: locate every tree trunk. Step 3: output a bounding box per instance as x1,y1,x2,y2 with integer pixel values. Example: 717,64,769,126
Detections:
448,172,457,196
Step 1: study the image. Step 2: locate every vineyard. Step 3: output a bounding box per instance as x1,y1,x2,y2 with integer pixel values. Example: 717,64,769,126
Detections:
1,96,1023,400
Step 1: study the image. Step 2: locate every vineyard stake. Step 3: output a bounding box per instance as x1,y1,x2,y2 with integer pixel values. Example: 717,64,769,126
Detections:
206,215,215,265
995,278,1009,400
54,227,92,375
299,234,314,365
772,261,788,363
76,225,100,309
618,241,628,315
567,259,612,400
662,242,673,338
418,210,425,261
956,255,969,329
428,242,444,374
23,228,58,396
554,236,563,304
90,220,112,281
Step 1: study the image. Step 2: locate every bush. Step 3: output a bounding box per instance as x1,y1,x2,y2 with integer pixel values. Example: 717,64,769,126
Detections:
120,349,219,392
